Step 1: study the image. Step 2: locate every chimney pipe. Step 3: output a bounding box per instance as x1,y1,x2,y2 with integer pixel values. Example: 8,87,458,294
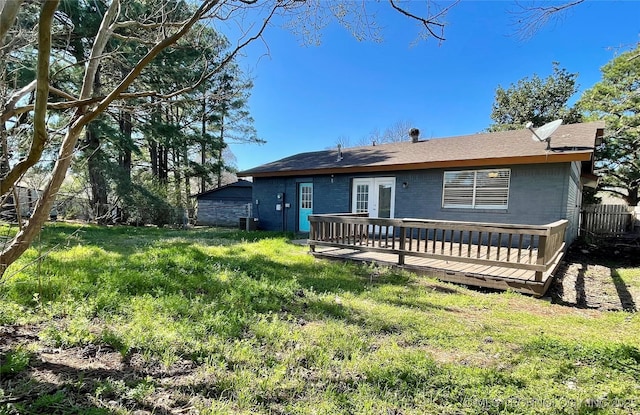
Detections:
409,128,420,143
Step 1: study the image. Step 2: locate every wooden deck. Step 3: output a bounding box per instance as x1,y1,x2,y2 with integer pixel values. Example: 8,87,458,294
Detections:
308,214,568,297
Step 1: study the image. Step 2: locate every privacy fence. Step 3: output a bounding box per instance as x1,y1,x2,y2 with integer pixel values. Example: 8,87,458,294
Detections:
581,204,637,236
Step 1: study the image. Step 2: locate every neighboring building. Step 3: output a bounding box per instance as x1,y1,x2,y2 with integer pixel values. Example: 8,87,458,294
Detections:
193,180,253,226
238,122,604,244
597,189,628,205
0,185,40,222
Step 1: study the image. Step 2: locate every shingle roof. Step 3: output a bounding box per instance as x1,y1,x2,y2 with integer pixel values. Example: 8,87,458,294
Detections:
238,121,604,178
191,179,252,198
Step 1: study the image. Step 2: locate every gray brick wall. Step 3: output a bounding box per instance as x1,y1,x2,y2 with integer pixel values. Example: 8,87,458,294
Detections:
392,164,572,227
314,175,350,213
252,177,288,231
252,162,580,236
196,200,251,226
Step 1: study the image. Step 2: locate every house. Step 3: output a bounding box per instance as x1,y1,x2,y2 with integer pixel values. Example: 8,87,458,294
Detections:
193,180,253,226
238,122,604,245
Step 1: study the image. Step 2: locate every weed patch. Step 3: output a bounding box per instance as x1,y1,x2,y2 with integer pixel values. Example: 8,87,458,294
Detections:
0,346,32,377
1,224,639,414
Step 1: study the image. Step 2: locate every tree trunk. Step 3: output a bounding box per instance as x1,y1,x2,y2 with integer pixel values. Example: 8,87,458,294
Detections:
628,188,638,207
217,113,224,187
0,122,9,178
85,126,109,223
117,109,132,224
118,109,132,178
183,146,191,202
201,94,206,192
83,61,110,223
159,144,168,182
149,138,158,177
173,148,182,208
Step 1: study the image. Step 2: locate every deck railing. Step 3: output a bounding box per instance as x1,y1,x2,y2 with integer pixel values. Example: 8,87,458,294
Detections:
309,214,568,281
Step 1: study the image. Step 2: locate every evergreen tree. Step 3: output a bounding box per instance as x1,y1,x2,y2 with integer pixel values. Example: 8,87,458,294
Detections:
207,67,263,188
579,44,640,206
489,63,581,132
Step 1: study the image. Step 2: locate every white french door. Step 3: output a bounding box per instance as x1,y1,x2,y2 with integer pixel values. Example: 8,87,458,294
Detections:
352,178,396,219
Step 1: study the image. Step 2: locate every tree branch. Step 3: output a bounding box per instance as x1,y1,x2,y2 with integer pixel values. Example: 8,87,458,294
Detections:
2,83,83,123
80,0,221,126
1,80,37,122
78,0,121,103
511,0,585,40
7,85,245,119
0,0,24,48
599,186,629,199
388,0,457,41
0,1,59,196
112,20,184,30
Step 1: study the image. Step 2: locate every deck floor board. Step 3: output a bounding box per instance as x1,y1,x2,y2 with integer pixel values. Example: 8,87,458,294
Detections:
311,244,553,295
314,245,541,281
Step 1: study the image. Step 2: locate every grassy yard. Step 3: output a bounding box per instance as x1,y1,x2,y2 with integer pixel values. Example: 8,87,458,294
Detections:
1,223,639,414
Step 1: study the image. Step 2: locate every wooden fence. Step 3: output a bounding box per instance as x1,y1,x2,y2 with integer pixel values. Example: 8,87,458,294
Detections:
581,204,636,236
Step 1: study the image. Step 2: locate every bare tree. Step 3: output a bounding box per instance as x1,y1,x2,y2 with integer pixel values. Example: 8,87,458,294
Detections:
358,120,414,146
334,135,353,149
510,0,584,39
511,1,639,63
0,0,455,277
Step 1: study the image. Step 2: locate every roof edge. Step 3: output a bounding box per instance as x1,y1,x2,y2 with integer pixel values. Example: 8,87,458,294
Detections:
190,179,252,198
239,152,594,178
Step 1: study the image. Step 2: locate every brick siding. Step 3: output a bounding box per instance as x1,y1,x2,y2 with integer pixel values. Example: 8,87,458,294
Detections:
196,200,251,227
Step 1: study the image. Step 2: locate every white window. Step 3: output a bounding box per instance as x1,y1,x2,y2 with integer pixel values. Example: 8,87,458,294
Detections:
300,185,312,209
355,183,369,213
442,169,510,209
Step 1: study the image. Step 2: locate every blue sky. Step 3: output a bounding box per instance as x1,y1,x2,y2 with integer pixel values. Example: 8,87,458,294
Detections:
229,1,640,172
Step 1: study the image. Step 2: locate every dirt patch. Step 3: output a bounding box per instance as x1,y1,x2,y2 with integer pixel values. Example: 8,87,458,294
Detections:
549,240,640,312
0,325,201,414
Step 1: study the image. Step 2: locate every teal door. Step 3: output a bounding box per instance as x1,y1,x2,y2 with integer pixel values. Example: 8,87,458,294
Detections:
298,183,313,232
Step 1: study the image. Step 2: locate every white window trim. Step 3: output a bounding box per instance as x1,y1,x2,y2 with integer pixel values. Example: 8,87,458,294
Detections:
442,168,510,210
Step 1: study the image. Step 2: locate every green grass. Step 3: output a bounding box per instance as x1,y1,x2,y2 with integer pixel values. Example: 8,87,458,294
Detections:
1,222,639,414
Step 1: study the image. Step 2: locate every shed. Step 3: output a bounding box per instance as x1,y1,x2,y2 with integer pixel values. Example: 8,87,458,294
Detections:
193,180,253,226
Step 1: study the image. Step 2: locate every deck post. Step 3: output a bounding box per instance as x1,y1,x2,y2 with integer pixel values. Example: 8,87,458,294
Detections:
309,219,316,252
398,225,406,265
535,234,548,281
